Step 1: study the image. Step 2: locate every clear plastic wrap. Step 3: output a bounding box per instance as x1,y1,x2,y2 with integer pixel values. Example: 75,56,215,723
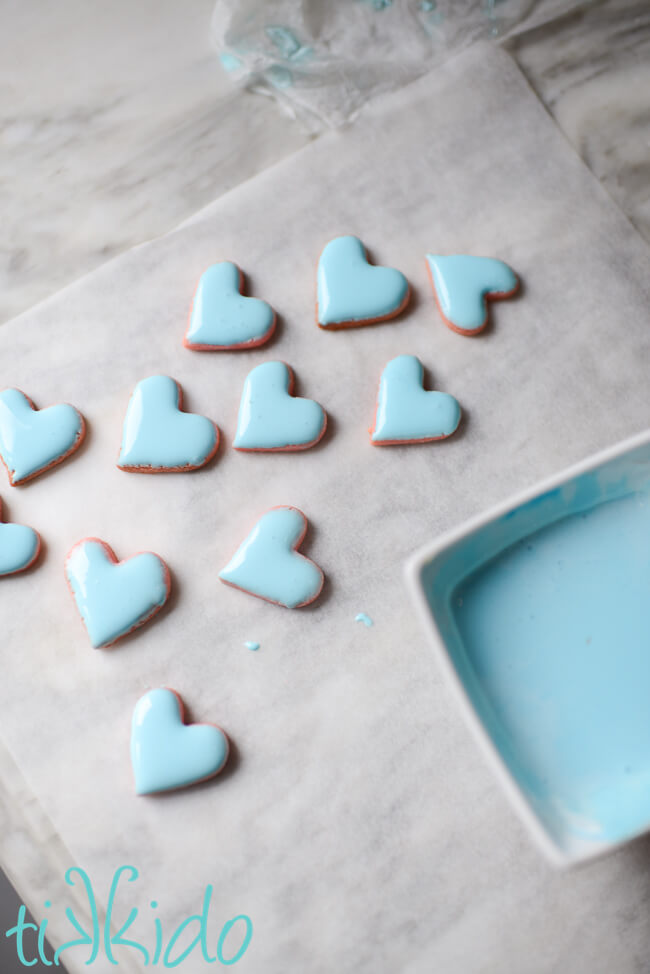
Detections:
212,0,584,129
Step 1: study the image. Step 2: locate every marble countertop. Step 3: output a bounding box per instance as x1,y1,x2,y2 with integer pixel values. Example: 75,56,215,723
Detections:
2,0,649,326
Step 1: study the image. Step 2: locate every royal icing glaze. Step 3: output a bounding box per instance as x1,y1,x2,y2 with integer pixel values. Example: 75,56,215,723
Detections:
219,506,324,609
0,499,40,576
65,538,170,648
131,688,229,795
184,262,276,350
317,236,410,329
426,255,518,335
371,355,461,445
0,389,85,486
452,490,650,845
118,375,219,473
233,361,327,452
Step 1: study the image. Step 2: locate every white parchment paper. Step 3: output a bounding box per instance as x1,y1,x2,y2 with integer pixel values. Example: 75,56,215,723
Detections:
2,43,650,973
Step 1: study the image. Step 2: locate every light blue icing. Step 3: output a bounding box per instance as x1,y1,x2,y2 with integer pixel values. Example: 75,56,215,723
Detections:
219,52,242,72
0,510,39,575
219,507,322,609
66,539,169,648
244,641,260,651
372,355,460,444
0,388,83,485
131,688,228,795
452,491,650,847
185,262,275,350
266,65,293,89
355,613,373,627
426,255,517,333
288,44,313,63
118,375,218,472
266,26,301,58
234,361,325,451
317,236,409,327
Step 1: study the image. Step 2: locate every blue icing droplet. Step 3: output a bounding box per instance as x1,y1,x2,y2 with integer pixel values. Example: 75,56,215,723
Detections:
355,613,373,627
131,688,228,795
234,361,326,451
265,26,302,59
66,539,169,648
372,355,461,444
0,388,84,485
219,52,242,72
426,255,518,334
317,236,409,327
185,261,275,350
245,641,260,651
266,65,293,89
219,507,323,609
118,376,218,472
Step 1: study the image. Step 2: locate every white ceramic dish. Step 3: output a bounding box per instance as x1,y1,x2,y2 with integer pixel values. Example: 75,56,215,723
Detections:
406,428,650,866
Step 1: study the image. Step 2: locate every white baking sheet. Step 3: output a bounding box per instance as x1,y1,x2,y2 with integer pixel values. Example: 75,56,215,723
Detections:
2,43,650,973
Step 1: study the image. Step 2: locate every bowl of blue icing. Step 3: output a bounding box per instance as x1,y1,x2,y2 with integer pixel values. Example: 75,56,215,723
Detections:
407,430,650,865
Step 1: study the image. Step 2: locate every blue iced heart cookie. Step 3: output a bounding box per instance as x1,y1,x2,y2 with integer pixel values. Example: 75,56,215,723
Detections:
317,236,410,329
371,355,461,445
0,499,40,575
0,388,85,486
426,255,518,335
131,688,229,795
118,375,219,472
233,361,327,452
184,261,276,350
219,506,323,608
65,538,170,648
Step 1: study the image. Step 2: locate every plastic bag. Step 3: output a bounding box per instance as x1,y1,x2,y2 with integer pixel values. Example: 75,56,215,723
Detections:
212,0,575,130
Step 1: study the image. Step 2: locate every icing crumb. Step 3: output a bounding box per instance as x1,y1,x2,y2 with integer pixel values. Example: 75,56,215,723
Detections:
245,641,260,651
219,52,242,72
355,613,373,628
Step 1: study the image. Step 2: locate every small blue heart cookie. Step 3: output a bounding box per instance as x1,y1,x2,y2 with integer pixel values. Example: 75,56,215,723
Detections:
118,375,219,472
234,361,327,452
0,388,85,486
219,506,323,609
131,688,229,795
371,355,461,445
184,262,276,350
65,538,170,648
317,236,410,329
426,255,518,335
0,499,40,575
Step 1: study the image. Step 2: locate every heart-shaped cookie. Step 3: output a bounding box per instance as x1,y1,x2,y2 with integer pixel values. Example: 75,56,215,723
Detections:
184,261,276,350
317,236,410,329
0,388,85,486
234,361,327,452
0,499,40,575
219,506,323,608
426,255,519,335
371,355,461,445
118,375,219,472
65,538,171,648
131,688,229,795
